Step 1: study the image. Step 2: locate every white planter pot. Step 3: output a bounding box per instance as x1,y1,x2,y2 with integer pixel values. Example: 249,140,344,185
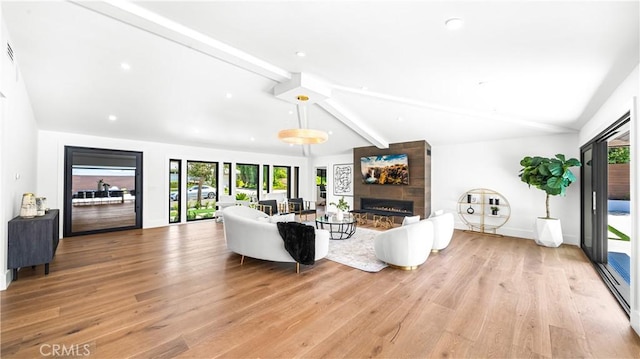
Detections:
535,217,563,247
335,211,344,221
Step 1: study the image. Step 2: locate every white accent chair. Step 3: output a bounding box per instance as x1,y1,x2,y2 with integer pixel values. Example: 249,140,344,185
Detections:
223,205,330,272
401,215,421,226
373,219,434,270
427,211,455,251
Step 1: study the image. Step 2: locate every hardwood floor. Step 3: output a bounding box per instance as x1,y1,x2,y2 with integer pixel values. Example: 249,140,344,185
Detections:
71,202,137,233
2,221,639,358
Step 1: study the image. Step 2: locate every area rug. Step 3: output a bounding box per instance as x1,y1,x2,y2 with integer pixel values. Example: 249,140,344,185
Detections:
324,227,388,272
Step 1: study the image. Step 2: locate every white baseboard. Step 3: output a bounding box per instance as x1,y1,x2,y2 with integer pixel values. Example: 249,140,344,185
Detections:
0,269,12,291
143,219,168,229
452,224,580,247
631,310,640,336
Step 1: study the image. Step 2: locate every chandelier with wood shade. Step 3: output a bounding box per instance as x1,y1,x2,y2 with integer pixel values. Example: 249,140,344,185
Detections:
277,95,328,144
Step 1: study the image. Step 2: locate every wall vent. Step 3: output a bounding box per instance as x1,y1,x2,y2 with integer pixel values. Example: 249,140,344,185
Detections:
7,42,14,63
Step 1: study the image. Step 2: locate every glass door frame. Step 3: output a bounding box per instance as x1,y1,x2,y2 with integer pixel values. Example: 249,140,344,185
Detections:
581,112,631,314
63,146,143,237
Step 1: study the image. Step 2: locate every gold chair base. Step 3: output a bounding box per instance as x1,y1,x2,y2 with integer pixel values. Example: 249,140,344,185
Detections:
431,249,440,253
388,264,419,271
353,212,368,225
373,215,393,229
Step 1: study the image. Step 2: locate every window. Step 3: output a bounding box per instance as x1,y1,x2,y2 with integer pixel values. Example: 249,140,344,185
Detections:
273,166,290,199
186,161,218,221
223,162,231,195
64,146,142,236
263,164,270,194
294,166,300,198
169,159,181,223
236,163,258,201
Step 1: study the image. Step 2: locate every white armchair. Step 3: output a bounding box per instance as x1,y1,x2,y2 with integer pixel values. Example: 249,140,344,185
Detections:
427,211,454,252
373,219,434,270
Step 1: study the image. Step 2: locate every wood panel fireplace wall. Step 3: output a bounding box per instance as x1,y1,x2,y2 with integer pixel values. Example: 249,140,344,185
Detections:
353,140,431,222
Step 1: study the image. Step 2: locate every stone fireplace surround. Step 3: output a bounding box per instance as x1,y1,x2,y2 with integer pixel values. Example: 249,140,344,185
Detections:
353,140,431,223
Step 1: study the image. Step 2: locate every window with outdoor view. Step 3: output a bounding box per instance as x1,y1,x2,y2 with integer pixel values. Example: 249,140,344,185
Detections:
169,159,181,223
263,164,270,194
273,166,290,199
236,163,258,201
223,162,231,196
294,166,300,198
186,161,218,221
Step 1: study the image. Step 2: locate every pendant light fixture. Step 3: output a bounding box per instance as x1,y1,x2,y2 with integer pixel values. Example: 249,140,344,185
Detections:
277,95,328,144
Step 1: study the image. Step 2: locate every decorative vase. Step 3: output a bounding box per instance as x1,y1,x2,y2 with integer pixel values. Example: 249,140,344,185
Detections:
336,211,344,221
36,197,45,216
535,217,563,247
20,193,37,218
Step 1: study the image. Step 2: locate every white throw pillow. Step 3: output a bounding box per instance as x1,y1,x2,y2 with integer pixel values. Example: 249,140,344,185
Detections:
402,215,421,226
269,213,295,223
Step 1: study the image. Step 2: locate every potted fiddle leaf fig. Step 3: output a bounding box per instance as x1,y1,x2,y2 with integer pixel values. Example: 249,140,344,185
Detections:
519,154,581,247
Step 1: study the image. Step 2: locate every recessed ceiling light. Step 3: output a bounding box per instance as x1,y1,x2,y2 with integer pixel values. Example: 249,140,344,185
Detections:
288,110,294,115
250,137,255,141
108,115,117,121
120,62,131,70
225,92,233,99
296,51,306,57
328,130,333,135
445,18,464,30
397,117,404,122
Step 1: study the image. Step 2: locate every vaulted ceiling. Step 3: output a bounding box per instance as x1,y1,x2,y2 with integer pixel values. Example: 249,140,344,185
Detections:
3,1,638,157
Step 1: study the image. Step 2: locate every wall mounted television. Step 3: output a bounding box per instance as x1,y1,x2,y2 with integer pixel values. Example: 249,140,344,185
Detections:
360,154,409,185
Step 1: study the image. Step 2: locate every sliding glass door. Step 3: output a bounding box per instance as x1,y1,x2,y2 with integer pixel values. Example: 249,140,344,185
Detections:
581,141,608,262
64,146,143,236
581,114,631,313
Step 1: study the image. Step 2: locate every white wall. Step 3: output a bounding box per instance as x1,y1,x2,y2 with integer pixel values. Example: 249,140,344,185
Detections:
37,131,312,230
311,136,582,244
310,154,354,210
431,133,581,244
0,19,40,290
578,64,640,335
580,65,639,145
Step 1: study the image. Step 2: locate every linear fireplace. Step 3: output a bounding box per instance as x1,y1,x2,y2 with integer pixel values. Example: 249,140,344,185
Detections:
360,198,414,217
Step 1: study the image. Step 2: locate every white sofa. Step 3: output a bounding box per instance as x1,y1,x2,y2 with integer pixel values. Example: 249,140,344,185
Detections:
373,219,434,270
223,205,330,272
428,211,455,251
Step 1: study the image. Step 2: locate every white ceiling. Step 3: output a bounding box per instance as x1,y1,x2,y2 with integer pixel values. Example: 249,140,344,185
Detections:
2,1,638,157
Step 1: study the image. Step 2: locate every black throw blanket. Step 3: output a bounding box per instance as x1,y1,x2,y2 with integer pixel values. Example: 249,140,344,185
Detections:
276,222,316,265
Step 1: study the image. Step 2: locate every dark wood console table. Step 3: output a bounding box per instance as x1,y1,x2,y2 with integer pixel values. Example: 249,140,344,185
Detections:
8,209,60,280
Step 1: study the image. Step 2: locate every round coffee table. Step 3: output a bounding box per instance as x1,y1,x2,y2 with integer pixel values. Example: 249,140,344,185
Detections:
315,214,356,240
